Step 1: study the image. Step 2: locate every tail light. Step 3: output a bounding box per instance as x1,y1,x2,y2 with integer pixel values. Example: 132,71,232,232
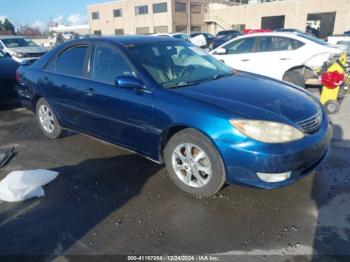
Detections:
321,70,344,89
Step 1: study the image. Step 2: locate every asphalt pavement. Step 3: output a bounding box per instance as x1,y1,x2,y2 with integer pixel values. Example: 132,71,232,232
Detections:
0,94,349,261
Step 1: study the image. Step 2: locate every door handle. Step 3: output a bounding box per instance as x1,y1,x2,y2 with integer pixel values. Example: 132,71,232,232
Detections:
241,59,250,62
83,88,95,96
280,58,291,61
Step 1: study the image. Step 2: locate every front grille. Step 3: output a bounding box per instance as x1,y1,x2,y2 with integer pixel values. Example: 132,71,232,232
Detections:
25,52,45,58
297,111,323,134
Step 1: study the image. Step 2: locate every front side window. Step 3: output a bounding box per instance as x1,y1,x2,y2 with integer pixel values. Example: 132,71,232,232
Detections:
128,41,232,88
224,37,255,54
175,2,186,12
0,50,5,58
153,2,167,13
135,5,148,15
56,46,87,77
113,9,122,17
92,11,100,20
91,46,134,84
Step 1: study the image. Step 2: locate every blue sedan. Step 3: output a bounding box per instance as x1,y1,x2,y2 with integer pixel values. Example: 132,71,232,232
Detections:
16,36,332,196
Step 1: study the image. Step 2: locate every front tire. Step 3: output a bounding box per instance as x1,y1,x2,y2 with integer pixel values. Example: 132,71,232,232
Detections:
36,98,64,139
164,128,226,197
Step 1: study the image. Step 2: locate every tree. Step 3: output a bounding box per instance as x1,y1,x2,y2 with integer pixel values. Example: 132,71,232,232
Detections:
0,18,15,35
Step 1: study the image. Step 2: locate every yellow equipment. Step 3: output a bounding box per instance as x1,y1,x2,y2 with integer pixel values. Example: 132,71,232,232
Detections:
320,52,349,114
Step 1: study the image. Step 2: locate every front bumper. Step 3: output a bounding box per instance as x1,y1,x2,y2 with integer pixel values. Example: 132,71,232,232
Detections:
216,117,332,189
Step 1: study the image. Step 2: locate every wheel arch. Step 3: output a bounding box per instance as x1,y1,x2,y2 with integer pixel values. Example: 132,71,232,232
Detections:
157,124,226,169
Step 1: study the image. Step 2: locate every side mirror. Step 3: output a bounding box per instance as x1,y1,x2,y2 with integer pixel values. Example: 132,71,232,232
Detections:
115,76,145,90
214,47,226,55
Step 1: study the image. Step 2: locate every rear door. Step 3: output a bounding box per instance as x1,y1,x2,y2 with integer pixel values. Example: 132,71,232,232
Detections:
252,36,305,79
214,37,258,72
41,44,91,130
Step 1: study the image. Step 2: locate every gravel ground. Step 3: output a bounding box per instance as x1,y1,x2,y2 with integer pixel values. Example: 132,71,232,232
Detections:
0,95,349,261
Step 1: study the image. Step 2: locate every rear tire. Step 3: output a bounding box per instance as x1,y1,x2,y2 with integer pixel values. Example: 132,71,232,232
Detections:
36,98,64,139
283,70,306,88
164,128,226,197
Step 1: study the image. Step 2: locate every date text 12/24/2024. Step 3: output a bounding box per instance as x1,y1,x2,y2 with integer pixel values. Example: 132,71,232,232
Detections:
127,255,220,261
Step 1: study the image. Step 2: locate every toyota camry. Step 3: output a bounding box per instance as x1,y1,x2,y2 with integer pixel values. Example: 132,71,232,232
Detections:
16,36,332,197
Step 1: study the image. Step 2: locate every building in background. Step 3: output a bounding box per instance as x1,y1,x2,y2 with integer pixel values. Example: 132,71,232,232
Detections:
205,0,350,38
88,0,350,37
87,0,206,35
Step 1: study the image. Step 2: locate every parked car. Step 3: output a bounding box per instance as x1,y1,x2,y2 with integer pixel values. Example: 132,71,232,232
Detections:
189,32,215,49
210,30,243,50
155,33,189,41
0,50,19,101
16,36,332,197
243,29,272,34
0,36,47,64
275,28,305,34
211,32,345,87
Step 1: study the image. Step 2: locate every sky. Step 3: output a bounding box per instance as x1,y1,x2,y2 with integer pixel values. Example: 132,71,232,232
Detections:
0,0,111,30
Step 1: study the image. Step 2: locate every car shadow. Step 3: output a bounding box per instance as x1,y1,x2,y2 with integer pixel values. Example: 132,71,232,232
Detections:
312,124,350,260
0,154,161,257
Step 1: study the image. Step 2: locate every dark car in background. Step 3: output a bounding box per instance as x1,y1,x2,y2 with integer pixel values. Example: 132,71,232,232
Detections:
210,30,242,50
0,50,19,101
16,36,332,197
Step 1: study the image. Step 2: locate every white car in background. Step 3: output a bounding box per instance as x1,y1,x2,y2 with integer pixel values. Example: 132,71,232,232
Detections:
0,36,47,64
211,32,345,87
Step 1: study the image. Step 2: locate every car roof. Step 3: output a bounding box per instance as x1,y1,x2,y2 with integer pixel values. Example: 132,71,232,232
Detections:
236,31,301,38
63,35,182,47
0,35,26,39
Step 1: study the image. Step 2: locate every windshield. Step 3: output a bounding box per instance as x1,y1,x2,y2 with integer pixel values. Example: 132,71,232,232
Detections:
297,33,328,46
2,38,38,48
128,41,233,88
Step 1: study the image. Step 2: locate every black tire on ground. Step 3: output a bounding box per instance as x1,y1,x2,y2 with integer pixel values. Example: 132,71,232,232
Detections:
164,128,226,197
36,98,64,139
283,70,306,88
324,100,340,114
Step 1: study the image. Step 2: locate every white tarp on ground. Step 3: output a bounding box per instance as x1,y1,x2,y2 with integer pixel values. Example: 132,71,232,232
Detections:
0,169,59,202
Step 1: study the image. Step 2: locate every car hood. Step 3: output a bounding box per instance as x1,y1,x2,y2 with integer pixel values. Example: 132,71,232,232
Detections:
7,46,46,54
175,72,322,124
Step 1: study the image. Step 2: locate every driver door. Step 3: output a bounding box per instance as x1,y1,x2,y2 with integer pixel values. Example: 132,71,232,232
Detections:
82,43,155,155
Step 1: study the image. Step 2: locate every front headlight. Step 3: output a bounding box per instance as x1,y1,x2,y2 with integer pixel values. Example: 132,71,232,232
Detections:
13,52,25,58
230,120,305,143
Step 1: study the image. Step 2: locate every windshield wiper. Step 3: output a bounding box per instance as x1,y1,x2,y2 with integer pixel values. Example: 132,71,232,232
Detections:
212,73,232,80
166,81,201,89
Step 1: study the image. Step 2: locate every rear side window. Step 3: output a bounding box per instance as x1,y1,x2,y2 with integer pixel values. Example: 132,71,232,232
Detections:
257,37,303,52
55,46,87,77
224,37,256,54
91,45,134,84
